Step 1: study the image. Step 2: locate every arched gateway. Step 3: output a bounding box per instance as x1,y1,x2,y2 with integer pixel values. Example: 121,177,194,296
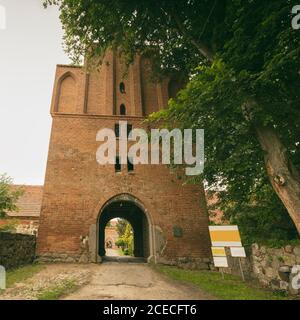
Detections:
37,50,211,268
97,194,152,260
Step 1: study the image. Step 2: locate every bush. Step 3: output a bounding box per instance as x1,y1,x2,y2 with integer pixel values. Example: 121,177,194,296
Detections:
0,219,19,233
115,239,126,248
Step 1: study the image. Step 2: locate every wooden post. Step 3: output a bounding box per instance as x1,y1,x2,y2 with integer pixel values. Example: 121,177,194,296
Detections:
238,257,245,281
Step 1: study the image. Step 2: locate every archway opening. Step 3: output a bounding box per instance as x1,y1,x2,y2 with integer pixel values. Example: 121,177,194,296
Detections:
104,218,134,257
98,199,150,260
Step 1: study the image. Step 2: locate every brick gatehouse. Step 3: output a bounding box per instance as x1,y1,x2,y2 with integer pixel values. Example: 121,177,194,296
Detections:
37,51,211,267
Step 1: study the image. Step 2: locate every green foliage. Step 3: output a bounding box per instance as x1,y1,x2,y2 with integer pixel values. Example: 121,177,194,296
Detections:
3,264,44,290
43,1,300,240
219,182,299,246
123,249,130,256
0,174,24,219
156,266,288,300
149,1,300,242
116,219,128,237
155,58,299,243
0,218,19,233
43,0,226,71
115,238,126,248
115,221,134,256
257,239,300,249
37,279,78,300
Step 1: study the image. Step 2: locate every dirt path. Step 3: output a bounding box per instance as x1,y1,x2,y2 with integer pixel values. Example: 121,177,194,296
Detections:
63,262,214,300
105,248,120,257
0,263,214,300
0,264,92,300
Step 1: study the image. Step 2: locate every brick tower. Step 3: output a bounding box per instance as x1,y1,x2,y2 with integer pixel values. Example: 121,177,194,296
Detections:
37,51,211,267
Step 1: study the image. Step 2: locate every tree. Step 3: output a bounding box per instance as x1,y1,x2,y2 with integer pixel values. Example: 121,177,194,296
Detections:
211,181,299,245
0,174,23,219
115,220,134,255
116,219,128,237
0,219,19,233
43,0,300,233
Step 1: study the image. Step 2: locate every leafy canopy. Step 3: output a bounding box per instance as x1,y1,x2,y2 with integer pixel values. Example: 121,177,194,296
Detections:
43,0,300,241
0,174,23,219
115,220,134,255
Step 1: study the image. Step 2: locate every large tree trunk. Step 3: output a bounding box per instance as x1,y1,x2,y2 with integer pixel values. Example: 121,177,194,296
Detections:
254,124,300,234
171,16,300,234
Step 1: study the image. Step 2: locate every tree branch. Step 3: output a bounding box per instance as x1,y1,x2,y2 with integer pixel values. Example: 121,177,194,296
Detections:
170,11,215,63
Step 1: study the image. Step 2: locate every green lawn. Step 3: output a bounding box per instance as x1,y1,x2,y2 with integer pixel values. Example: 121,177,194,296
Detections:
5,264,44,289
118,248,125,256
36,280,78,300
156,266,288,300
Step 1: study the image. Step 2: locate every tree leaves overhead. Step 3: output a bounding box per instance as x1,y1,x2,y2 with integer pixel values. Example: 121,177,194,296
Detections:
43,0,300,240
43,0,227,73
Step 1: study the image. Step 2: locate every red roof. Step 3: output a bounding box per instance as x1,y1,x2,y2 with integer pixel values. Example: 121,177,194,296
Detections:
8,185,43,218
206,192,224,224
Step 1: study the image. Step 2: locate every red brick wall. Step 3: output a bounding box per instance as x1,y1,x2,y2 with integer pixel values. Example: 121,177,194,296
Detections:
105,226,119,249
37,51,211,264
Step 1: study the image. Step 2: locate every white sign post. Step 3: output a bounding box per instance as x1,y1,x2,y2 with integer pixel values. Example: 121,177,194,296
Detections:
230,247,246,281
230,247,246,258
0,265,6,290
209,226,247,281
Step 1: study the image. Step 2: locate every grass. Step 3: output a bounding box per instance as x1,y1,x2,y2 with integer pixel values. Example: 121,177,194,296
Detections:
118,248,125,256
0,264,44,295
0,264,80,300
36,279,79,300
155,266,289,300
4,264,44,289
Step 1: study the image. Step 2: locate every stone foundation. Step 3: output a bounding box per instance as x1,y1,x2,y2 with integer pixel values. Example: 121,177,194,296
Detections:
157,256,211,270
251,243,300,295
36,252,91,264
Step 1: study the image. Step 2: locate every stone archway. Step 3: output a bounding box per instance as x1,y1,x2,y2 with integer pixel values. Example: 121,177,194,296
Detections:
97,194,153,260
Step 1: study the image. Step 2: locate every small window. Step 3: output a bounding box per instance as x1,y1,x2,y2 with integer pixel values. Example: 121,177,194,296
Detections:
120,82,125,93
120,104,126,115
115,156,121,172
127,124,132,138
127,156,134,172
115,123,120,138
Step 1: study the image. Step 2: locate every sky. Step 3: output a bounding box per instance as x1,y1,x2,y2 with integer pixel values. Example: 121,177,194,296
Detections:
0,0,70,185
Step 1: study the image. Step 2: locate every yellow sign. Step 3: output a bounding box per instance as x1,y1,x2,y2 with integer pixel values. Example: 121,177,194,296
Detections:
211,247,226,257
209,226,242,247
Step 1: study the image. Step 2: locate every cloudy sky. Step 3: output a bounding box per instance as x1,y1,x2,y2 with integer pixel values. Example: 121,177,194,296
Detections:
0,0,70,185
